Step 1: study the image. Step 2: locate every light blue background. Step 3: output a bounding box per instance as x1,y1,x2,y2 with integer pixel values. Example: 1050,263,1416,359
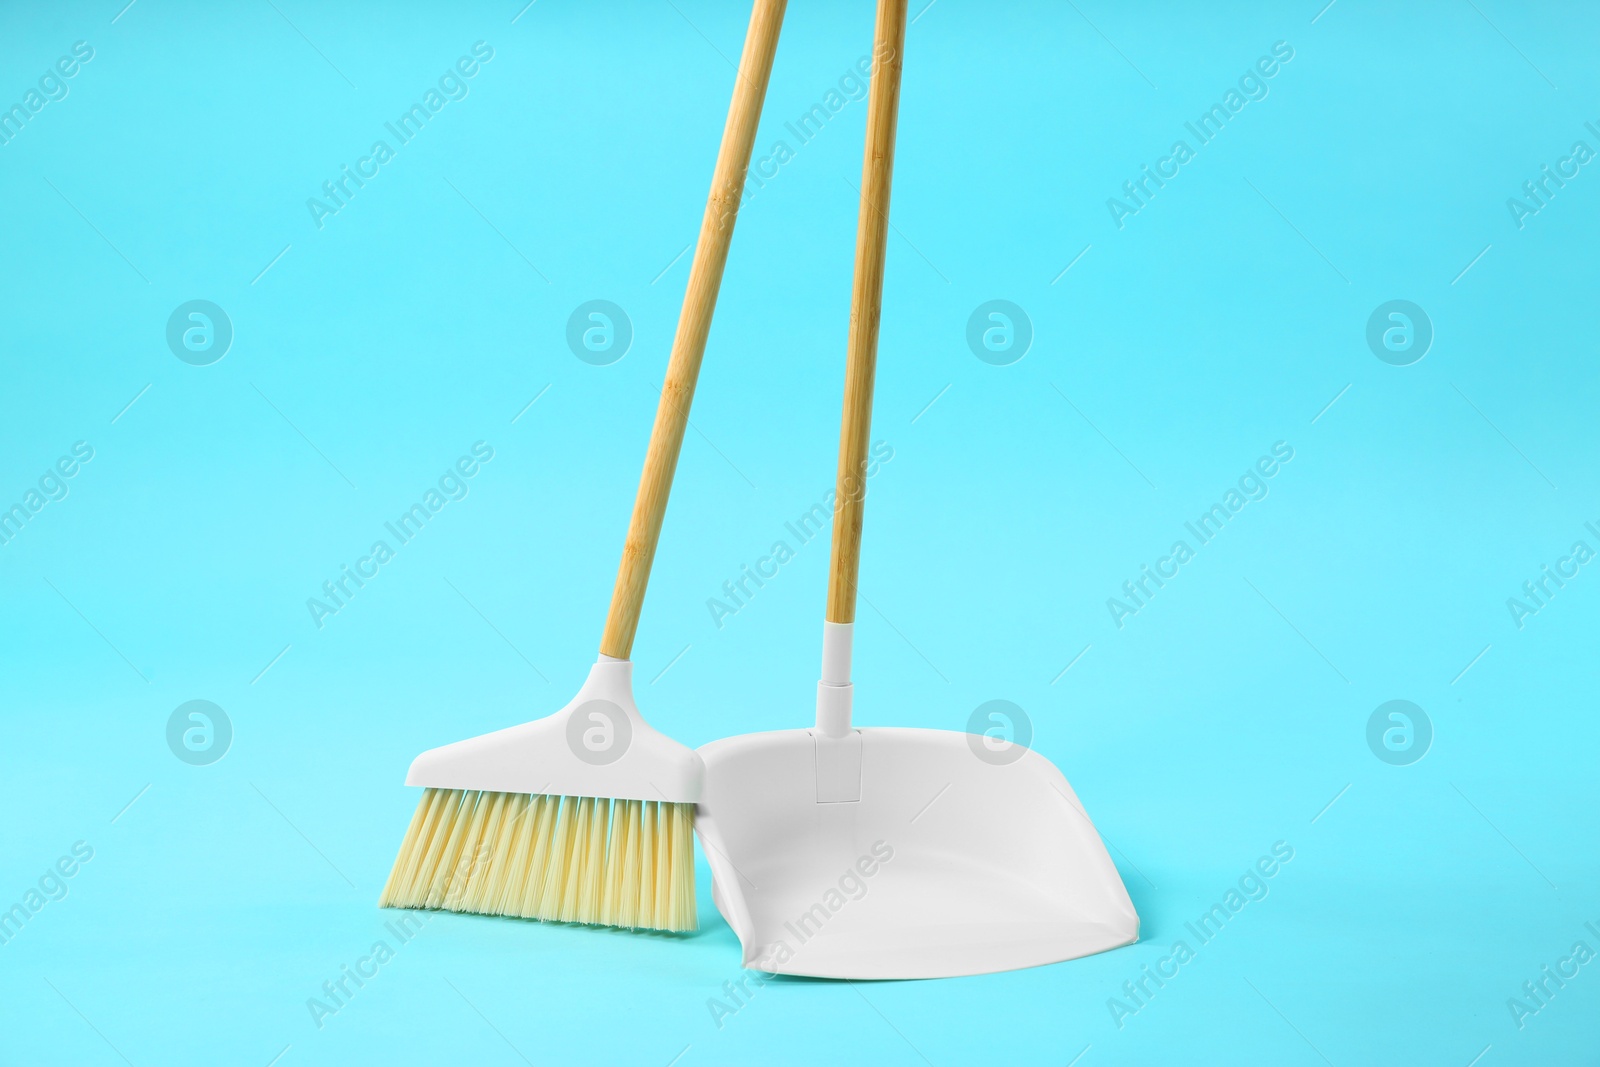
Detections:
2,1,1597,1064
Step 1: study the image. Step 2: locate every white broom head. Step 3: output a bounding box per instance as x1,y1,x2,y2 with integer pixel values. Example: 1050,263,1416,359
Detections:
380,657,701,933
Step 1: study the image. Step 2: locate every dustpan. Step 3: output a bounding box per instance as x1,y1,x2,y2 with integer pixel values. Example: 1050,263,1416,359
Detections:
697,728,1139,979
694,0,1139,979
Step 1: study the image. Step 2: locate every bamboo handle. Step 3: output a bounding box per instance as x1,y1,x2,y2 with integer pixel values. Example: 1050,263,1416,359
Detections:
825,0,907,625
600,0,788,660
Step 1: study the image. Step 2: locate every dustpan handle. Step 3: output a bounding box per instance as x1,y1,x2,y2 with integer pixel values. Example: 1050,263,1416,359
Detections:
600,0,788,660
816,0,906,738
826,0,907,629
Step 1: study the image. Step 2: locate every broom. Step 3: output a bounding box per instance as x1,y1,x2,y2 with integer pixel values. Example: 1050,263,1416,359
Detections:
379,0,788,933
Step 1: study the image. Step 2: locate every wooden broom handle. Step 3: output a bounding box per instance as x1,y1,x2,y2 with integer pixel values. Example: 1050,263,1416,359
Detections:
825,0,907,626
600,0,788,660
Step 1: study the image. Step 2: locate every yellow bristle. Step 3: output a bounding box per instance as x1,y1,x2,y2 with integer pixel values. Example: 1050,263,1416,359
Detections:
385,788,438,903
579,798,609,920
557,797,593,922
663,801,683,929
426,789,480,908
600,799,633,927
479,793,531,915
617,800,643,928
403,790,467,908
653,803,674,928
674,801,696,930
382,789,697,932
514,794,560,918
535,797,577,919
624,799,649,927
384,790,444,908
379,786,445,907
456,790,510,912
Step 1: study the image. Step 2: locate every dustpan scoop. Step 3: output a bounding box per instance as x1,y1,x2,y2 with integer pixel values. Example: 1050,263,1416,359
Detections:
694,0,1139,979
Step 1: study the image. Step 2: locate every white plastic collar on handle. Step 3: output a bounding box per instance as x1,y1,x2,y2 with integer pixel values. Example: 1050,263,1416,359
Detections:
815,620,853,737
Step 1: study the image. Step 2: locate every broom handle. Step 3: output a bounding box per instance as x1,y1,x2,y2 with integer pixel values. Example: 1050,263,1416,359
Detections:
600,0,787,660
825,0,907,626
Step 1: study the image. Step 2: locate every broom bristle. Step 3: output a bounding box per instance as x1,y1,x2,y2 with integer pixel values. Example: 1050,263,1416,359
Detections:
379,788,697,933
